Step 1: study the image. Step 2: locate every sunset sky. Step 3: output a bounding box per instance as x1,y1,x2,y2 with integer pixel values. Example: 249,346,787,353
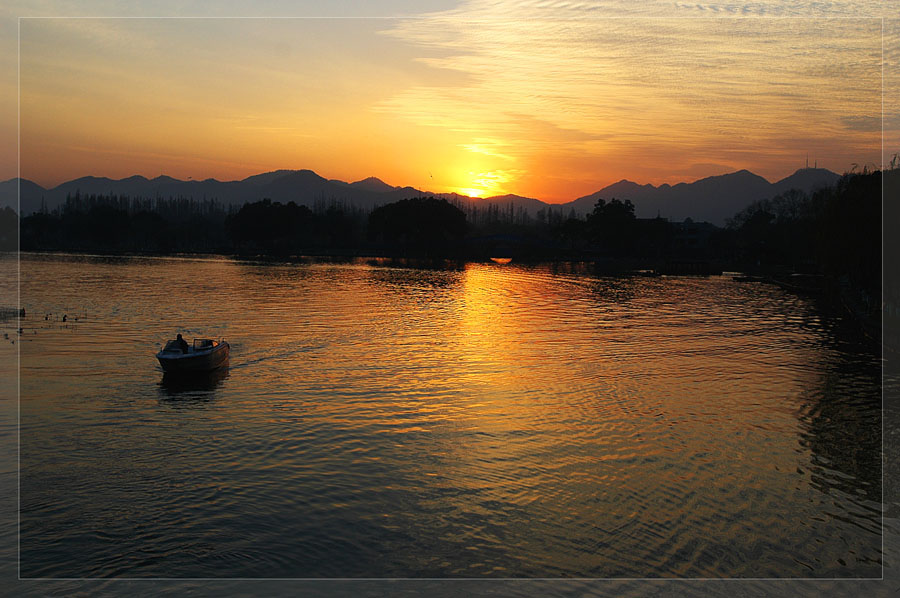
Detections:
4,1,897,202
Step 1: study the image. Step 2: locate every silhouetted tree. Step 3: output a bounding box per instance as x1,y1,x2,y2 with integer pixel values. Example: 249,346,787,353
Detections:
368,197,466,256
586,197,637,254
555,217,586,251
319,205,358,248
818,172,880,292
726,170,880,288
0,207,17,251
226,199,314,253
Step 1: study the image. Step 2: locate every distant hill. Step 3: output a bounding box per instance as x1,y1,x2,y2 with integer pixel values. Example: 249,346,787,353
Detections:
772,167,841,196
479,193,548,212
434,192,548,217
241,170,301,186
8,170,431,216
348,176,396,194
6,166,842,225
0,178,48,214
562,168,841,225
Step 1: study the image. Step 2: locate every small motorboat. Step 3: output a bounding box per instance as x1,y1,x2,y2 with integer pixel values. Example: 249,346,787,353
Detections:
157,337,230,373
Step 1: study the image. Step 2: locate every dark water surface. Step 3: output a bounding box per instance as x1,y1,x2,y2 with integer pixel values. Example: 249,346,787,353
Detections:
17,253,882,578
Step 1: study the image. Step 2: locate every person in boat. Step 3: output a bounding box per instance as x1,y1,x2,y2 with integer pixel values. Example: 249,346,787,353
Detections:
175,333,189,354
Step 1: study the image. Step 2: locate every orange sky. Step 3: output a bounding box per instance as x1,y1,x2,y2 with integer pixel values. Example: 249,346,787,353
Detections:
15,6,888,202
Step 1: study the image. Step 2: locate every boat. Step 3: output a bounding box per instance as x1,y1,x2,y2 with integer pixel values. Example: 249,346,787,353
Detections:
156,337,230,373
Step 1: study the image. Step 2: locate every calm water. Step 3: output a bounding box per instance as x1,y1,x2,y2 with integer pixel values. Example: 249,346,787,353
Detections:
16,252,882,579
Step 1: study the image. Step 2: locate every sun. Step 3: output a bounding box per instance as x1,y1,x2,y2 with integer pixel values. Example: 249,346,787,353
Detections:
452,170,514,198
443,158,521,198
457,187,487,198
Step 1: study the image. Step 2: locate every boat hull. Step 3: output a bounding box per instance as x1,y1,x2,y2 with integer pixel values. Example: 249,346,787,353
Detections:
157,341,230,373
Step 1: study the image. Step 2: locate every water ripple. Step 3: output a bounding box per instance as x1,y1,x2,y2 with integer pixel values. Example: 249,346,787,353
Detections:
17,255,882,578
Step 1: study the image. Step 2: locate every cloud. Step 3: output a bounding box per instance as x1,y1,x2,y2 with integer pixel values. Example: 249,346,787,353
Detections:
840,115,882,133
377,0,883,184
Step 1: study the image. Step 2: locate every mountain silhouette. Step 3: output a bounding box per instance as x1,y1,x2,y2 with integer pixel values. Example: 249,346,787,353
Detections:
563,168,839,224
467,193,549,216
4,166,842,225
5,169,426,215
347,177,396,194
771,167,841,196
241,169,300,186
0,178,49,213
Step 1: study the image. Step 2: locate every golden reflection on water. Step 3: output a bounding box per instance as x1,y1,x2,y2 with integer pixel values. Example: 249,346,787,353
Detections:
17,255,882,578
447,265,847,522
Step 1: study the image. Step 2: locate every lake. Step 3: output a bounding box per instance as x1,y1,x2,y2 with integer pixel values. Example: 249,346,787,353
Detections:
15,252,882,578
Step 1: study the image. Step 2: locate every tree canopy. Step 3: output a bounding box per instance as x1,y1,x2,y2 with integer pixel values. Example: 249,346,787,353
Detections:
368,197,466,255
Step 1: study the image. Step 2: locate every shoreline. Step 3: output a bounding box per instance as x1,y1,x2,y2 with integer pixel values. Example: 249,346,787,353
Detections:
12,248,889,357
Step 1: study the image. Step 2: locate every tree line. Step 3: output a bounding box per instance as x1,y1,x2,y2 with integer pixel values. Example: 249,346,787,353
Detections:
725,171,882,294
0,207,15,252
13,169,887,295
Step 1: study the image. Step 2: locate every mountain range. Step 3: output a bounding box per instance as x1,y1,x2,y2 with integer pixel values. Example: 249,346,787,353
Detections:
0,167,841,226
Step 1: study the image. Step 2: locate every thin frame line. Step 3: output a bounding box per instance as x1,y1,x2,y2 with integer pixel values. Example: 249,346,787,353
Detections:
13,575,890,581
16,13,21,584
13,15,889,20
14,12,890,584
880,15,885,585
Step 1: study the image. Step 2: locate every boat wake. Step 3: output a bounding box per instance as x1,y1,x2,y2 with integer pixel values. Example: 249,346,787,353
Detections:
228,344,326,370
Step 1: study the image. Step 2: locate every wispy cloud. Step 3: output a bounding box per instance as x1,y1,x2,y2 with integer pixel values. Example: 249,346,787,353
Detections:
12,2,893,195
460,139,514,160
379,0,883,187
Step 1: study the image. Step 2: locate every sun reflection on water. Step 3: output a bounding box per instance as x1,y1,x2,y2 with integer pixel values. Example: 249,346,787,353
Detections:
17,255,882,578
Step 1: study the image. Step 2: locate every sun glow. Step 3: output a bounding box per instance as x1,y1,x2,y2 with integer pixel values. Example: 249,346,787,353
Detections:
13,12,888,198
451,168,523,198
457,187,486,198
